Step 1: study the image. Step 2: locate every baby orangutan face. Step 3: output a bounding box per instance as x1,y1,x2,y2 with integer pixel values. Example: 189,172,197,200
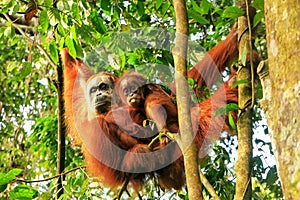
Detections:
117,73,147,107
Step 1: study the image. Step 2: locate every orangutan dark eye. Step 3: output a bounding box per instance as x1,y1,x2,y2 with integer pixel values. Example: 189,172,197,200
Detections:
99,83,109,91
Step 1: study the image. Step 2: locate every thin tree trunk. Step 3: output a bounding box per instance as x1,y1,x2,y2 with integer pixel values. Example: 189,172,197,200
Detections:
55,62,66,200
263,0,300,198
234,1,253,199
172,0,202,199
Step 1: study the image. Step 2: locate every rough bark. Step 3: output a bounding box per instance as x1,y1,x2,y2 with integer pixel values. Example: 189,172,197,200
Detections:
234,1,253,199
172,0,203,199
264,0,300,198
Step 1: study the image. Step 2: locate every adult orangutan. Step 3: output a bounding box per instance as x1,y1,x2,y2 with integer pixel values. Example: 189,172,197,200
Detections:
62,49,155,192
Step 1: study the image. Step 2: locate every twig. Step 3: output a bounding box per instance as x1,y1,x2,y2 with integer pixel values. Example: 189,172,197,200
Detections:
14,166,86,183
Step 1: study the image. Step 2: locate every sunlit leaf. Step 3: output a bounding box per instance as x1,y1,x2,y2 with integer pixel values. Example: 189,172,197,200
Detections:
228,111,237,130
72,3,81,25
48,8,60,26
222,6,244,19
4,26,12,37
0,169,23,185
9,185,38,199
40,10,49,32
65,37,76,58
1,0,15,13
57,24,65,36
70,25,77,39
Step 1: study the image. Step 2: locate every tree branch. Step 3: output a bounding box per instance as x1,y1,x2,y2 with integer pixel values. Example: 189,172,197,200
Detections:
199,169,220,200
14,166,86,183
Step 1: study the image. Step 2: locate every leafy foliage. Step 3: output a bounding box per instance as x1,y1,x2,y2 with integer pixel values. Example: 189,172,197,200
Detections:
0,0,281,199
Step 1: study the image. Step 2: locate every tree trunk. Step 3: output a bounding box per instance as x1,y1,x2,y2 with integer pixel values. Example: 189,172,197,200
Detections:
234,1,253,199
263,0,300,198
172,0,203,199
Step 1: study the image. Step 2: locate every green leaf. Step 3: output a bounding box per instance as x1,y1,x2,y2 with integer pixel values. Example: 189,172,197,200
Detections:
226,103,239,111
89,10,106,34
161,2,170,16
0,184,7,193
72,3,81,25
1,0,15,13
156,0,163,10
266,167,278,185
200,0,212,15
21,62,32,78
215,103,239,117
57,24,65,36
188,9,209,24
4,22,15,38
0,168,23,185
253,11,264,28
137,0,144,16
70,25,77,39
101,0,111,13
4,25,12,37
48,8,60,26
252,0,264,11
191,0,202,13
59,37,65,49
74,41,84,59
44,0,52,7
49,40,59,64
187,77,195,86
40,10,49,32
9,185,38,199
231,79,249,89
228,111,237,130
222,6,244,19
65,37,76,58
